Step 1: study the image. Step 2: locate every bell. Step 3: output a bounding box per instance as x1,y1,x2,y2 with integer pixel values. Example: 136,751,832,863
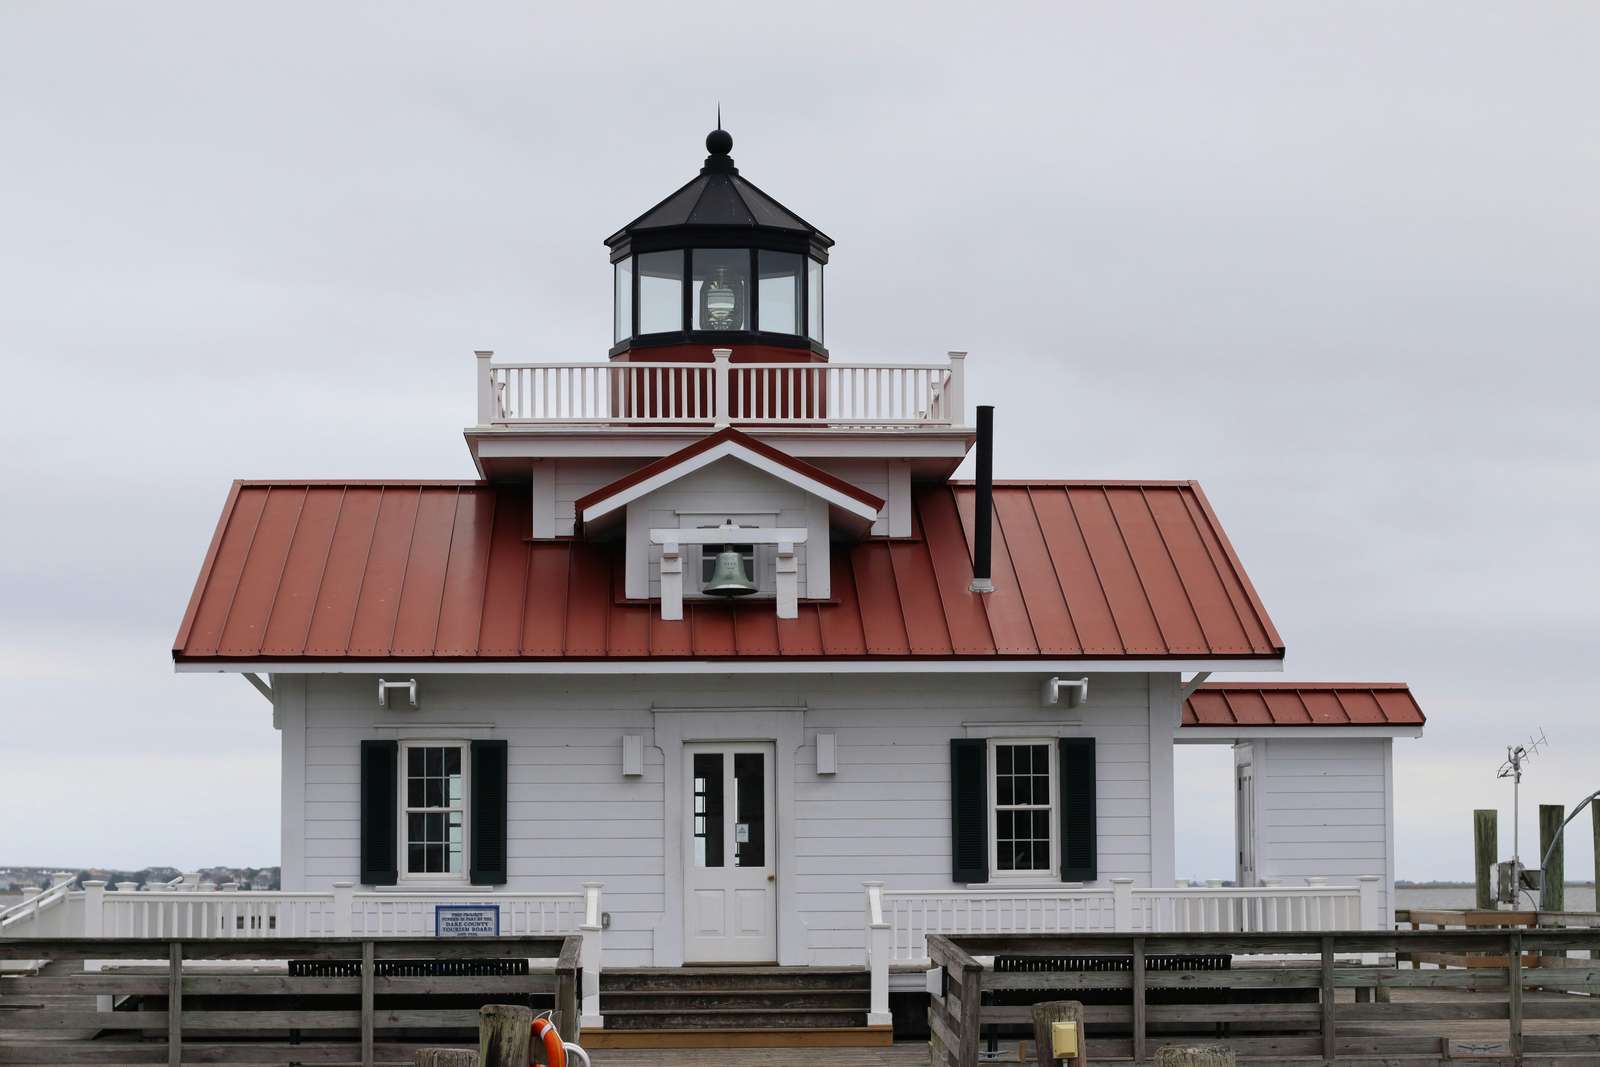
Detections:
703,545,758,597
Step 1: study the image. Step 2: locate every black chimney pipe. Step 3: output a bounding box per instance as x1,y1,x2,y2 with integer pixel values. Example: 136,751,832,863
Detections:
970,405,994,593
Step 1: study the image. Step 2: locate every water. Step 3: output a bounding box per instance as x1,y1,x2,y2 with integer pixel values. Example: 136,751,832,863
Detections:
1397,885,1596,911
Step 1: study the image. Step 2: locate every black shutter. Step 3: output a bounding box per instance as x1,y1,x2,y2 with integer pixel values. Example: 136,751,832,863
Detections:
950,739,989,884
1060,737,1097,882
359,740,398,886
470,739,509,886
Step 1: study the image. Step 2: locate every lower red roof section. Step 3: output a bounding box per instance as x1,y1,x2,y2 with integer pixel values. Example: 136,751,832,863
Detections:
1182,683,1425,728
174,480,1284,662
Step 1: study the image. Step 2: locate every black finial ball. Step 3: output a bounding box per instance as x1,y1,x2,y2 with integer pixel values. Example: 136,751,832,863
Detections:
706,128,733,156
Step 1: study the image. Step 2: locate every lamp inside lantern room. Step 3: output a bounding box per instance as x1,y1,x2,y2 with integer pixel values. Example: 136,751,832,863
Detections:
699,266,744,330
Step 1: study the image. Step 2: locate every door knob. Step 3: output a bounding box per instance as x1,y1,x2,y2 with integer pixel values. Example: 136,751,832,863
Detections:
767,874,775,882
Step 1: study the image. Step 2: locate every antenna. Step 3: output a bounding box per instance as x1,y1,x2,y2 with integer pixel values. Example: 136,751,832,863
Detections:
1496,729,1549,896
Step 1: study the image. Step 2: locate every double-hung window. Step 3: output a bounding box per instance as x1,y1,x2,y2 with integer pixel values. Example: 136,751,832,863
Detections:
989,740,1056,877
401,742,468,879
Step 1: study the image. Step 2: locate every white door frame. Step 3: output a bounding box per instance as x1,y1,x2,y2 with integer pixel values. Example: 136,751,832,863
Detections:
682,741,777,963
652,708,806,967
1233,743,1258,887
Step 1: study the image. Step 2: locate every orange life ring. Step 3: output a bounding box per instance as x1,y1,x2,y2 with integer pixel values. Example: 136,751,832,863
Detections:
530,1016,566,1067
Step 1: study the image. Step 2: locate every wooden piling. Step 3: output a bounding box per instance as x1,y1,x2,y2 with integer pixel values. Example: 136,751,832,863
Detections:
1474,808,1497,909
415,1052,478,1067
1539,804,1564,911
478,1005,533,1067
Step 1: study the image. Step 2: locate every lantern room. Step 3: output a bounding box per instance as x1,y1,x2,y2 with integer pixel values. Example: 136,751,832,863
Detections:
606,126,831,362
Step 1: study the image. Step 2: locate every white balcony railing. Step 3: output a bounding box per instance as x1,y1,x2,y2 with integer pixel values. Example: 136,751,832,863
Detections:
4,881,608,1029
872,877,1383,967
4,880,593,940
476,349,966,429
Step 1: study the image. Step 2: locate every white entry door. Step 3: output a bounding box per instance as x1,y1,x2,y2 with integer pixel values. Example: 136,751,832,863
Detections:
683,743,777,963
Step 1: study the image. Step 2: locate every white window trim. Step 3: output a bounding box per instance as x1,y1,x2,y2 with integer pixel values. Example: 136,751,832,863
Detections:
987,738,1058,881
397,740,471,884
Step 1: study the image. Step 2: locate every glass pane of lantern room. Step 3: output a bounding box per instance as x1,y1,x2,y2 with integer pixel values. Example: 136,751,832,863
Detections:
693,249,750,332
637,250,683,334
807,258,823,341
614,257,633,342
757,250,802,334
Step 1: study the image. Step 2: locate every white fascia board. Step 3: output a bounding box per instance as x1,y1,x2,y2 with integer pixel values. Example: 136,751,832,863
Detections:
580,440,881,525
179,656,1285,676
1175,725,1423,743
470,431,973,461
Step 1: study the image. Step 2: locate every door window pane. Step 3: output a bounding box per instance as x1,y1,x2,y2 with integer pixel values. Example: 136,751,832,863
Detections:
614,257,633,342
692,753,725,868
693,249,749,331
733,752,765,868
757,250,802,335
638,250,684,334
807,258,823,341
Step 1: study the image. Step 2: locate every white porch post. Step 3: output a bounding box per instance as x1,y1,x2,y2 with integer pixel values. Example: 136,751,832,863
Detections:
579,882,605,1029
82,881,105,936
333,882,354,937
945,351,966,424
863,882,892,1027
1112,879,1136,931
713,348,732,427
1358,875,1384,931
476,350,496,424
81,881,107,1011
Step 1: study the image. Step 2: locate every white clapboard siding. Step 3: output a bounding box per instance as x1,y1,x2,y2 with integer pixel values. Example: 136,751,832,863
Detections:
286,670,1163,967
1255,736,1395,923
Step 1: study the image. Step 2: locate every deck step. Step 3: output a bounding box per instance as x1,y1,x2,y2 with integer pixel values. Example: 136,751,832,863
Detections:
598,968,871,1031
581,1025,894,1049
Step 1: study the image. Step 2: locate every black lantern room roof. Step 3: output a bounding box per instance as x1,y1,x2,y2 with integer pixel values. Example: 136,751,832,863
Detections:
605,128,833,262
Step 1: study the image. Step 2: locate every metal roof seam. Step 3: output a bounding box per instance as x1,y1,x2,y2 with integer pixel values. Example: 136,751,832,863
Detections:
1216,688,1242,726
1185,481,1285,653
1170,487,1259,655
251,486,310,656
211,483,272,656
1095,485,1172,655
985,489,1044,655
1058,487,1130,655
335,485,387,656
1328,689,1357,725
172,480,244,654
1022,486,1085,654
380,485,428,656
422,486,463,656
1137,486,1216,652
294,486,348,655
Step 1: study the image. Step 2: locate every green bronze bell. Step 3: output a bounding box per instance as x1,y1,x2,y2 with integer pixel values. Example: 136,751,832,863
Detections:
703,545,758,597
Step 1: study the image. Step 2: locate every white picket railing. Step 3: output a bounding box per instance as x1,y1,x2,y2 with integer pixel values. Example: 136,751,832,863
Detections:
874,877,1383,965
6,880,594,940
477,349,966,429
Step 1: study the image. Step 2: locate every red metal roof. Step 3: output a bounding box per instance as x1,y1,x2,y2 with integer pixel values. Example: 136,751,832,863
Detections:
174,480,1283,662
1182,683,1425,728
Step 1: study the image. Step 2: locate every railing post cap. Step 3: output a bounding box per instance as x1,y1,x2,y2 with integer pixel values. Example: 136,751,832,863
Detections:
862,880,885,888
1357,874,1381,882
83,879,106,888
475,350,494,358
333,881,355,889
582,881,604,889
947,350,968,360
1112,877,1136,885
712,347,732,359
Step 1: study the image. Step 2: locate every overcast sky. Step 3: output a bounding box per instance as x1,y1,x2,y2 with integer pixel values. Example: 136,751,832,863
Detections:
2,2,1596,881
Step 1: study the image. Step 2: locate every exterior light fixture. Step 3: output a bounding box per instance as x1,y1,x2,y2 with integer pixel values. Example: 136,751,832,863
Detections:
378,678,418,709
1041,676,1088,709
